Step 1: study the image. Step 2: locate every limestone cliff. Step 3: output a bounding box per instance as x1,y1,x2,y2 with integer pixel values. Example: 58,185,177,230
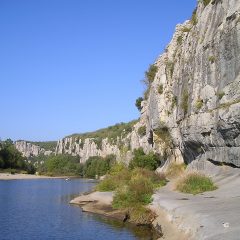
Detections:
15,141,54,158
141,0,240,167
55,0,240,168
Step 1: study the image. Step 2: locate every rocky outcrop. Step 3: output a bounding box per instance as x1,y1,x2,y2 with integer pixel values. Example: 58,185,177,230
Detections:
56,0,240,168
55,120,151,163
15,141,53,158
140,0,240,167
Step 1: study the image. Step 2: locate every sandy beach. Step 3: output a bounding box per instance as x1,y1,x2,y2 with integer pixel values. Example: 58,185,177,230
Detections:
0,173,66,180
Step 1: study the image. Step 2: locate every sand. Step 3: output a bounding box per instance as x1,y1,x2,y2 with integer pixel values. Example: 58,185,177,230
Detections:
0,173,66,180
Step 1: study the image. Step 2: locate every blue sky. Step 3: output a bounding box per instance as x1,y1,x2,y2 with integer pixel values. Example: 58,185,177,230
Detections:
0,0,196,141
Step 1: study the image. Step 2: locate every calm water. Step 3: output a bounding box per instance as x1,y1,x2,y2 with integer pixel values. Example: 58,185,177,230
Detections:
0,179,153,240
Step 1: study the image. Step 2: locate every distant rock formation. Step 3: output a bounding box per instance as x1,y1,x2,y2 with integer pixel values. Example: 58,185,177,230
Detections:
15,141,53,158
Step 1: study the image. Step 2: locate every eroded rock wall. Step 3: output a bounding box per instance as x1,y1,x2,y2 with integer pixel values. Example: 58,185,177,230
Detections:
15,141,53,158
142,0,240,167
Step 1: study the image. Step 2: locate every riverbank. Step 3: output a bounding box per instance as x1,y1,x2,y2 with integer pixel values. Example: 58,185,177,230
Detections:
0,173,69,180
151,162,240,239
70,162,240,239
70,192,127,221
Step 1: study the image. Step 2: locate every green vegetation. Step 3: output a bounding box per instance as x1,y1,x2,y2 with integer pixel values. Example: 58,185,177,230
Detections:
144,64,158,86
0,139,35,174
129,148,162,171
166,61,175,78
82,154,116,178
166,163,187,178
137,126,146,137
135,97,143,111
69,120,137,146
142,64,158,101
144,88,150,100
97,164,167,224
176,173,217,195
154,123,172,149
216,91,225,99
182,27,191,33
191,8,198,26
195,98,204,110
181,89,189,115
200,0,211,7
171,95,178,109
219,99,240,109
158,84,163,94
177,35,183,45
38,154,81,176
208,56,216,64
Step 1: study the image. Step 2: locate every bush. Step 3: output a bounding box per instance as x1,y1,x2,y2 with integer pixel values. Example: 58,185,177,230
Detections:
216,91,225,99
201,0,211,7
166,163,186,178
177,36,183,45
166,61,174,78
181,89,189,115
154,123,172,148
97,166,167,225
158,84,163,94
145,64,158,85
135,97,144,111
144,88,150,100
127,204,155,225
171,95,178,109
137,126,146,137
195,98,204,110
96,163,131,191
182,27,191,32
176,173,217,194
83,155,116,178
129,148,161,171
208,56,215,64
191,8,197,25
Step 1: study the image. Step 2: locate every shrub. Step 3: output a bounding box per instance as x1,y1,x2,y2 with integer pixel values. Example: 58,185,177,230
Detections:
96,163,131,191
93,137,102,150
200,0,211,7
158,84,163,94
191,8,198,25
216,91,225,99
176,173,217,194
182,27,191,32
96,177,118,192
166,61,174,78
145,64,158,85
195,98,204,110
131,168,167,189
154,123,172,148
135,97,144,111
127,204,155,225
138,126,146,137
166,163,186,178
208,56,215,64
171,95,178,109
181,90,189,115
177,36,183,45
97,166,167,225
129,148,161,171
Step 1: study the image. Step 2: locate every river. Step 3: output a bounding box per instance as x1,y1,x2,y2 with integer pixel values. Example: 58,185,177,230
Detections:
0,178,154,240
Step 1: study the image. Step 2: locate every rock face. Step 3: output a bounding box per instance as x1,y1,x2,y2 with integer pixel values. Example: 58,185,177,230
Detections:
15,141,53,158
47,1,240,168
141,0,240,167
